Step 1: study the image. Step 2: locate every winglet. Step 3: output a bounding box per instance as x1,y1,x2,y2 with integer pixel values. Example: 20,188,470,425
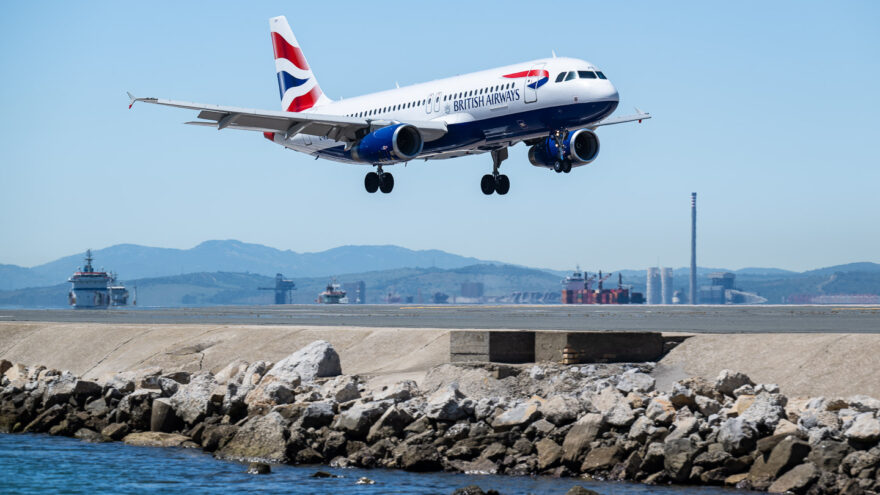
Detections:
127,92,137,109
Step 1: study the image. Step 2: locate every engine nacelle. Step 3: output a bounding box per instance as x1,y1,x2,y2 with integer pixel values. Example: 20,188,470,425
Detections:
527,129,600,168
350,124,423,163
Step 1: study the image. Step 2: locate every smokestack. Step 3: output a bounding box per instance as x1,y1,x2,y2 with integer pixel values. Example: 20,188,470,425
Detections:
690,192,697,305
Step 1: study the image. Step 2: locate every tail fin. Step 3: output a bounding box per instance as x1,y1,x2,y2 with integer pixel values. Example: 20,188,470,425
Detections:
269,16,331,112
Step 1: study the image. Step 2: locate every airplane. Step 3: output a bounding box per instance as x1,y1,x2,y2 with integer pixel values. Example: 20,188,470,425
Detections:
128,15,650,196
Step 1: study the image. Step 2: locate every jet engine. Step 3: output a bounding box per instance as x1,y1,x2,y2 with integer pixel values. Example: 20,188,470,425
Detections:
350,124,423,163
528,129,600,169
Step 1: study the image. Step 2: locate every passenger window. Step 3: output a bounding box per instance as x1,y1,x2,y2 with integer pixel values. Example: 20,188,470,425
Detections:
556,73,566,82
596,71,607,79
578,71,597,79
565,71,576,81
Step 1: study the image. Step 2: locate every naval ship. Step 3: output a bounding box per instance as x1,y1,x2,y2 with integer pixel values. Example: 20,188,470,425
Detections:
67,250,129,308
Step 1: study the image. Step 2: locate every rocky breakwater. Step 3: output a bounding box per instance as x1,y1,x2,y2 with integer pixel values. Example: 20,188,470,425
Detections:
2,345,880,494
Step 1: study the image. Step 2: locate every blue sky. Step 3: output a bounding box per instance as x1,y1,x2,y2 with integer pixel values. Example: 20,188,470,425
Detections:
1,1,878,272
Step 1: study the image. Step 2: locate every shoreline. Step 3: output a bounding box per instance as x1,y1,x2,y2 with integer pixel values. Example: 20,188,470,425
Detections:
2,341,879,494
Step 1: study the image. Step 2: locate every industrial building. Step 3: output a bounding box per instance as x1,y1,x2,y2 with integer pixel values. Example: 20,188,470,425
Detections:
342,281,366,304
646,267,661,304
699,272,766,305
258,273,296,304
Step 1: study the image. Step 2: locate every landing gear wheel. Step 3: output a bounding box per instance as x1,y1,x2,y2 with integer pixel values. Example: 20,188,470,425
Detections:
480,174,495,195
562,159,572,173
495,174,510,195
379,173,394,194
364,172,380,193
553,160,563,173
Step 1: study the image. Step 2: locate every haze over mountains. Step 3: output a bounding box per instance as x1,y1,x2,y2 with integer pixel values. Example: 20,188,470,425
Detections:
0,240,878,308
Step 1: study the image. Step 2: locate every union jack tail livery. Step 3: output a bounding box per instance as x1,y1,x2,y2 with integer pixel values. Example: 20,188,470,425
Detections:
270,16,331,112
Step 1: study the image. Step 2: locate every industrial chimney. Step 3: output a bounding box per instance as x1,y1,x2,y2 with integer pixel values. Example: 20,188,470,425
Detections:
690,192,697,305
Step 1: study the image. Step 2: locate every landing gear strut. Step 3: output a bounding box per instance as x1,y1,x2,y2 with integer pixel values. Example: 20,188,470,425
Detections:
550,130,572,173
481,148,510,195
365,166,393,194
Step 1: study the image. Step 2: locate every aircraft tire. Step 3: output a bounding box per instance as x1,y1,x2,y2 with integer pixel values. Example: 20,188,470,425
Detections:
480,174,495,195
553,160,563,173
379,173,394,194
495,174,510,195
563,159,572,173
365,172,380,193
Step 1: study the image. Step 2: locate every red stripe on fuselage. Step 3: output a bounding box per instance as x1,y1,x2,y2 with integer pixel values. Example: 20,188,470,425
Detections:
285,85,322,112
270,32,309,71
503,69,549,79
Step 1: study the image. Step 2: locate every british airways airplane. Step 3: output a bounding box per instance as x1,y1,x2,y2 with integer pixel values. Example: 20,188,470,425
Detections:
129,15,650,195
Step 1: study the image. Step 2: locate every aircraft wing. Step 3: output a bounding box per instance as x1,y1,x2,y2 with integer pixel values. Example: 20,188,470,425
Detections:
589,108,652,129
127,93,448,142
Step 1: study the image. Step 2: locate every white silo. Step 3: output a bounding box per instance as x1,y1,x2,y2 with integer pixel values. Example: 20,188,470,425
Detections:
661,267,674,305
646,267,661,305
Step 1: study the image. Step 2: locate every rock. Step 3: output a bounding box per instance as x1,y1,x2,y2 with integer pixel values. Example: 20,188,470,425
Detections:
245,380,297,414
394,443,442,471
580,445,622,473
321,375,361,403
217,412,290,462
844,412,880,443
300,401,335,429
355,477,375,485
664,437,700,482
767,462,818,494
565,487,600,495
309,471,338,478
535,438,563,470
562,413,605,464
373,380,418,402
214,359,248,385
42,372,77,407
3,363,27,382
122,432,198,448
616,370,655,394
542,395,580,426
646,395,676,424
157,377,179,397
72,380,102,400
84,397,109,416
808,440,851,472
169,373,216,425
444,422,470,441
727,394,756,418
491,400,540,431
23,404,65,433
101,422,130,441
592,387,634,427
480,442,507,461
74,428,107,443
425,385,466,421
449,457,499,475
715,370,754,397
247,462,271,475
265,340,341,383
740,393,787,433
839,449,880,478
201,424,238,452
847,395,880,413
628,416,655,443
452,485,491,495
117,389,160,430
696,395,722,417
367,404,413,443
666,417,699,442
333,400,390,438
774,419,799,436
150,397,182,433
749,436,811,484
670,382,697,409
717,417,758,455
733,384,756,397
223,361,269,411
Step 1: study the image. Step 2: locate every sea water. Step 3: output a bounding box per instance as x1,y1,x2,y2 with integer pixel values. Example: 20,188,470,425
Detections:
0,434,746,494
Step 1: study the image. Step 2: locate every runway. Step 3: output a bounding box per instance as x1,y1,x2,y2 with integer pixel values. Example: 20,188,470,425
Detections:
2,304,879,333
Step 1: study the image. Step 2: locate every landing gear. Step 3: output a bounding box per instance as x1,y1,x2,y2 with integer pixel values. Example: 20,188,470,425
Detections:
481,148,510,196
550,130,572,173
365,166,393,194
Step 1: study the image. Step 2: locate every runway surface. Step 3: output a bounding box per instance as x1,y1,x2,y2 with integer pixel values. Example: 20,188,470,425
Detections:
2,305,879,333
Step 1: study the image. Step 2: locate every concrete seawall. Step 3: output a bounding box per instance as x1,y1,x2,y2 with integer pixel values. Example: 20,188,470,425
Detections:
2,322,880,398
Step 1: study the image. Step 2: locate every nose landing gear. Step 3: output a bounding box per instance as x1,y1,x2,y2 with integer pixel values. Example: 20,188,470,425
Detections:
365,165,394,194
481,148,510,196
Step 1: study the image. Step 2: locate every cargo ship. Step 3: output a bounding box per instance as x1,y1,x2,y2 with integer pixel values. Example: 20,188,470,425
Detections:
561,269,643,304
317,280,347,304
67,250,129,308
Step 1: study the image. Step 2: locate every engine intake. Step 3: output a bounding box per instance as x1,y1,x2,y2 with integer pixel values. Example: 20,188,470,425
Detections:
528,129,600,168
351,124,423,163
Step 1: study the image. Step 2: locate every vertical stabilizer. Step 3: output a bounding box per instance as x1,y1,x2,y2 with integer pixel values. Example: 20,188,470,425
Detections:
269,16,331,112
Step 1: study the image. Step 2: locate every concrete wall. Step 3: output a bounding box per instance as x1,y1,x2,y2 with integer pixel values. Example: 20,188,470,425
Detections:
450,331,535,363
535,331,666,363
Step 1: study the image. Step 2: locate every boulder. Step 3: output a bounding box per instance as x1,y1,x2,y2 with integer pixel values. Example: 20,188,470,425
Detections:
74,428,106,443
214,359,249,385
245,380,297,414
715,370,754,397
542,395,580,426
367,404,414,443
300,401,335,429
664,437,700,482
157,377,179,397
740,393,787,433
695,395,722,417
580,445,622,473
247,462,271,475
222,361,269,415
373,380,418,403
217,412,290,462
592,387,634,427
169,373,216,425
717,417,758,456
332,400,390,438
321,375,361,403
628,416,655,443
393,443,442,471
42,372,77,407
562,413,605,464
150,397,182,433
425,385,466,421
749,436,811,484
665,417,700,442
200,424,239,452
767,462,818,494
616,370,655,394
646,395,676,424
72,380,103,400
844,412,880,443
122,432,198,448
807,440,851,472
118,389,160,430
670,382,697,409
535,438,564,470
847,395,880,413
101,422,130,441
491,400,541,431
84,397,109,417
3,363,27,382
264,340,341,383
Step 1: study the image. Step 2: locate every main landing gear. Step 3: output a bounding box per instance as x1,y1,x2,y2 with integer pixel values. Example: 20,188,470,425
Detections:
481,148,510,196
550,130,572,174
364,166,394,194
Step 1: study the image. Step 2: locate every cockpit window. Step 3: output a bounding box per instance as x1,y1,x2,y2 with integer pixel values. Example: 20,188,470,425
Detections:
578,71,597,79
564,71,576,81
596,71,607,80
555,72,566,83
